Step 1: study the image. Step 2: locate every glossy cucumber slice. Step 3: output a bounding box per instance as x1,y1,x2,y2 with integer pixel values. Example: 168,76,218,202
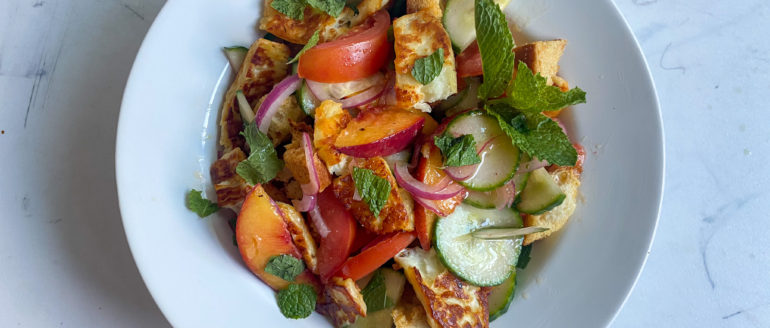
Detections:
434,203,523,286
488,269,516,321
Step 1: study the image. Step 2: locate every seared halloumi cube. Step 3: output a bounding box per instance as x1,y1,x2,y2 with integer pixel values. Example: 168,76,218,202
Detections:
219,38,289,152
259,1,333,44
394,248,489,328
210,148,251,211
276,202,319,274
393,11,457,112
314,100,352,175
318,277,367,327
319,0,391,41
513,39,567,86
523,166,581,245
392,286,432,328
332,157,415,234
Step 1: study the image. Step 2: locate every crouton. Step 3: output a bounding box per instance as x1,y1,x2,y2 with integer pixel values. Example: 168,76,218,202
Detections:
318,277,367,327
314,100,352,175
210,148,251,211
393,286,432,328
283,129,333,192
394,248,489,328
406,0,444,18
393,11,457,112
523,166,581,245
276,202,319,274
219,38,289,152
332,157,415,234
252,94,307,146
513,39,567,86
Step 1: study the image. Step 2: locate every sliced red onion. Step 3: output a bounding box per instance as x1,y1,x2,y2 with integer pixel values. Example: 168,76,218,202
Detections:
408,143,421,170
308,207,330,238
378,70,397,106
305,73,386,109
444,163,478,181
292,194,317,212
394,162,465,200
235,90,255,123
300,132,320,196
256,74,301,133
413,196,452,217
491,181,516,210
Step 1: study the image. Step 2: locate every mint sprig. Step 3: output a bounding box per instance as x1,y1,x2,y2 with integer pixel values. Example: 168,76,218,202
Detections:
475,0,516,100
185,189,220,218
265,255,306,282
434,133,482,167
277,284,317,319
361,270,394,313
502,62,586,113
412,48,445,85
352,167,391,217
288,30,320,64
236,122,284,185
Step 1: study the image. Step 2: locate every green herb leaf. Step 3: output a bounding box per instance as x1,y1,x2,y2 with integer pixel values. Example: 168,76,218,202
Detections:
306,0,346,17
228,217,238,247
288,30,320,64
185,190,220,218
277,284,317,319
433,133,482,167
503,61,586,113
487,103,577,166
475,0,516,100
516,244,532,269
236,122,284,185
352,167,391,217
271,0,306,20
411,48,444,85
361,270,394,313
265,255,306,282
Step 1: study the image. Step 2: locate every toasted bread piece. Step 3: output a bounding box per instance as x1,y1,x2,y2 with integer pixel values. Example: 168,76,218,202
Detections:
210,148,251,211
318,277,368,327
513,39,567,86
219,38,289,152
395,248,490,328
314,100,352,175
283,129,333,192
523,166,581,245
393,11,457,112
333,157,415,234
393,286,432,328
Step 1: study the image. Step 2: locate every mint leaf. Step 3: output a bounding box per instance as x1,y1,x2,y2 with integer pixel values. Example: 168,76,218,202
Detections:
185,190,220,218
277,284,317,319
361,270,394,313
516,244,532,269
271,0,306,20
504,61,586,112
236,122,284,185
411,48,444,85
352,167,391,217
487,103,576,166
288,30,320,64
265,255,306,282
434,134,481,167
475,0,515,100
306,0,345,17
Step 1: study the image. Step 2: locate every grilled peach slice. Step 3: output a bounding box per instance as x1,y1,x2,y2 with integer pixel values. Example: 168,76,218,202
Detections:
236,185,318,290
334,107,424,157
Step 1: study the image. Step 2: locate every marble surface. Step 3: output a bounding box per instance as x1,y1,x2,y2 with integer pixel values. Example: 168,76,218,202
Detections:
0,0,768,326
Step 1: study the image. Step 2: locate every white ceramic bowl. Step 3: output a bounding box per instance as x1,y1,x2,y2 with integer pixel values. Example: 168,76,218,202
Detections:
116,0,664,327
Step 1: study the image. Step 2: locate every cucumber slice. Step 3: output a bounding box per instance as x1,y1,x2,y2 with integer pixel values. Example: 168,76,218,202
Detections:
384,149,411,173
223,46,248,72
445,111,520,191
445,78,480,117
489,269,516,321
295,80,319,116
434,203,523,286
442,0,511,52
513,171,530,195
463,190,495,209
515,168,566,214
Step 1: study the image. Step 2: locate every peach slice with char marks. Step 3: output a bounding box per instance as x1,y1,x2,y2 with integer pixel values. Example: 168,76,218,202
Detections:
236,184,318,290
334,107,425,158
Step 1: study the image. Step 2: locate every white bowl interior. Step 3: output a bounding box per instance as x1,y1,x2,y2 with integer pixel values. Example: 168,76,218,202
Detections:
116,0,663,327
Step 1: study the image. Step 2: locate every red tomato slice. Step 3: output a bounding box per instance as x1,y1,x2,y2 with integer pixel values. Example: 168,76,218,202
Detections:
456,41,482,78
350,224,377,254
298,11,391,83
314,188,358,282
337,232,416,281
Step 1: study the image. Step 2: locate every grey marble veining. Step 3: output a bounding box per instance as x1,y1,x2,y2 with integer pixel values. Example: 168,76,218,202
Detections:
0,0,768,327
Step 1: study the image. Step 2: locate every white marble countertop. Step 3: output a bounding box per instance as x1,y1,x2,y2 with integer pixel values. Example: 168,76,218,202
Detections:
1,0,768,326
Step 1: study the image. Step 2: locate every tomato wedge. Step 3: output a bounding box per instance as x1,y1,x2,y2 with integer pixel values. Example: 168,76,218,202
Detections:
414,143,465,249
337,232,416,281
456,41,483,78
298,11,391,83
313,188,358,282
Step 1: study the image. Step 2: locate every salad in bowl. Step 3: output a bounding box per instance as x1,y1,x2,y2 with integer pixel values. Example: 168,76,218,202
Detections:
185,0,586,326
